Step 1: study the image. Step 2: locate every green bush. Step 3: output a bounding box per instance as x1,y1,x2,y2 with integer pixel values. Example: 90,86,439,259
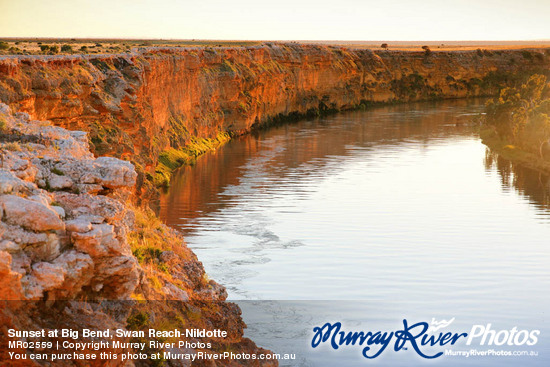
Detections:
61,44,72,52
0,42,8,50
39,45,49,52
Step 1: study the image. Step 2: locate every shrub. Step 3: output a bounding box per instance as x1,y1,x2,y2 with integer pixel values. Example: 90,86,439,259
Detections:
381,43,388,49
61,44,72,52
80,45,88,52
39,45,49,52
127,312,149,329
0,41,8,50
3,142,21,151
521,50,533,60
485,74,550,156
49,45,59,54
422,45,431,56
153,131,231,187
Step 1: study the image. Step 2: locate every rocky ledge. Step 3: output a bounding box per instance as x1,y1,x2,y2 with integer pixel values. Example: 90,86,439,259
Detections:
0,103,275,366
0,102,139,300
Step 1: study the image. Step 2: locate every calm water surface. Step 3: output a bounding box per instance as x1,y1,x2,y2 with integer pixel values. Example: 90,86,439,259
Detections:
160,100,550,366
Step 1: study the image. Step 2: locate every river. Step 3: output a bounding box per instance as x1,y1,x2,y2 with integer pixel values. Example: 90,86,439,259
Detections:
159,99,550,366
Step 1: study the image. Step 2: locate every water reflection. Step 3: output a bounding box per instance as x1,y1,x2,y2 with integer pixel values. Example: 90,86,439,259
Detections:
484,150,550,215
159,100,550,366
159,100,485,232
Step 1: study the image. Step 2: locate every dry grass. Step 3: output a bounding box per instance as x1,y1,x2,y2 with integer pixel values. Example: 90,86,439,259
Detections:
1,38,549,56
0,38,262,55
310,40,550,52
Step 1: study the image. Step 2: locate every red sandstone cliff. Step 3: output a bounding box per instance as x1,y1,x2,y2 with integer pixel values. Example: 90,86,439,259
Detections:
1,44,548,195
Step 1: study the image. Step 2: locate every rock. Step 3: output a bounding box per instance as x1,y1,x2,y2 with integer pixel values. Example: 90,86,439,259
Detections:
1,224,48,245
160,250,179,263
93,255,139,298
49,174,74,190
51,250,94,298
162,283,189,301
54,192,126,223
51,205,66,219
0,251,23,299
14,111,30,122
93,157,137,188
0,240,21,253
31,262,66,291
10,252,31,275
23,233,61,262
65,218,93,233
79,214,105,224
197,279,228,301
0,104,140,302
75,183,103,194
0,170,33,195
28,194,52,206
72,224,122,257
0,195,64,231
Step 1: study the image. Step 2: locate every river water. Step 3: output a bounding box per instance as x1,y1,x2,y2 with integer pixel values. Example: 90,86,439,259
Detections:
159,100,550,366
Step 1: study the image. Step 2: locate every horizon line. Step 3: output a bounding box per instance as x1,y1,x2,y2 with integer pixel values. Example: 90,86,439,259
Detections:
1,37,550,43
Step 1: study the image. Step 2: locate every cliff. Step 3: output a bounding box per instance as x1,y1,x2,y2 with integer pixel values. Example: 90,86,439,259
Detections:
0,44,549,365
0,44,548,192
0,105,275,365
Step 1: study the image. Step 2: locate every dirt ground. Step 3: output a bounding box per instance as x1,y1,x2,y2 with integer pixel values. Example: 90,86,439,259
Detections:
0,38,549,55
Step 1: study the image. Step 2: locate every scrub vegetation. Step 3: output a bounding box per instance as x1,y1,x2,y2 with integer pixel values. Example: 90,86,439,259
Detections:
153,131,231,187
481,74,550,172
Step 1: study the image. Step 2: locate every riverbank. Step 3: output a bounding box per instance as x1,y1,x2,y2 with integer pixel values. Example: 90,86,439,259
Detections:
1,44,549,200
480,127,550,174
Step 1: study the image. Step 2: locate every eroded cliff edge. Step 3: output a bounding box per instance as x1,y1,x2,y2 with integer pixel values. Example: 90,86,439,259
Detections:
1,44,548,193
0,105,275,365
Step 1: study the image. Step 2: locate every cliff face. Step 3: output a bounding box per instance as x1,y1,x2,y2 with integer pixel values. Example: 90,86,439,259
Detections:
0,44,548,195
0,105,275,365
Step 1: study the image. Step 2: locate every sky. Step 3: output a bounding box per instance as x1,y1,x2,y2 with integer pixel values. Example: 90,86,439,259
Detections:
0,0,549,41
